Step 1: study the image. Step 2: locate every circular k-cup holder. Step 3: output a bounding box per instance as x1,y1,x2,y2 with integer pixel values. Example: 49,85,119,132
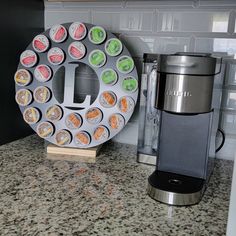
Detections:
15,22,139,148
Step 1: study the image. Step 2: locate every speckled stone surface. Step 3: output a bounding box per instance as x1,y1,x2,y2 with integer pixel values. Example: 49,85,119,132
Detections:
0,135,233,236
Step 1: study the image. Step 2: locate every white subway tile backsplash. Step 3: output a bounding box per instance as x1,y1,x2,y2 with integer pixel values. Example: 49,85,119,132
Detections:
120,35,190,56
45,1,124,9
227,11,235,34
195,38,236,55
125,1,195,8
120,35,154,56
222,89,236,110
45,10,91,29
157,10,229,33
130,100,140,122
225,62,236,86
200,0,236,7
92,10,154,33
112,122,139,145
120,12,153,32
150,37,190,53
44,1,63,10
92,11,119,31
221,111,236,135
65,1,124,8
216,136,236,160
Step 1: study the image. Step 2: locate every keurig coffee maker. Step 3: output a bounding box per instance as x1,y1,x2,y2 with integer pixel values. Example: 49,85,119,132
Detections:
146,53,222,206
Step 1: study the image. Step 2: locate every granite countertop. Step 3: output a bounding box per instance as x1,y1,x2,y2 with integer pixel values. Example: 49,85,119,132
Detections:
0,135,233,236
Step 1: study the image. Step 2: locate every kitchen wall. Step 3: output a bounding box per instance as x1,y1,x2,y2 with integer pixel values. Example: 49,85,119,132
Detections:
44,0,236,160
0,0,44,145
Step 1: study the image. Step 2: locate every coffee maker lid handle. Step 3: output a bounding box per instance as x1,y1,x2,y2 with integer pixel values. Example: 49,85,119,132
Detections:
175,52,212,57
175,52,222,75
157,53,220,75
166,60,196,68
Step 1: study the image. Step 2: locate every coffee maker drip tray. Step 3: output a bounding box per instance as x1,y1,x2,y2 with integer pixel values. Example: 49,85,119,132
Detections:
147,170,205,206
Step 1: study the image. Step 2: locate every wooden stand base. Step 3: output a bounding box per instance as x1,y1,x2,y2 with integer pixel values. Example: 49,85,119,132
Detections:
46,144,102,163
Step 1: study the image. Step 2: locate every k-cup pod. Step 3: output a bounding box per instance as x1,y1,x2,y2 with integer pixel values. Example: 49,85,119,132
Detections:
99,91,117,108
105,38,123,57
45,105,63,122
49,24,67,43
34,64,52,82
108,113,125,130
116,56,134,74
15,89,33,106
55,129,72,146
85,108,103,124
122,76,138,93
65,113,82,129
32,34,50,53
89,49,106,68
74,131,91,147
20,50,37,68
88,26,106,44
33,86,51,103
14,69,32,86
47,47,65,65
118,96,135,113
93,126,109,142
68,42,86,60
36,121,54,138
101,69,118,85
69,22,87,41
23,107,41,124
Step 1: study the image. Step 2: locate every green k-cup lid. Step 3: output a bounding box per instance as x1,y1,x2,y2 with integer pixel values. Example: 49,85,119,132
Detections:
122,76,138,93
89,50,106,68
116,56,134,74
101,69,118,85
105,38,123,57
89,26,106,44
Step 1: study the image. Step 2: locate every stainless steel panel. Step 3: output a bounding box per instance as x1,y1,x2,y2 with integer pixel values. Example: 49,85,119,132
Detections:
156,74,214,113
147,169,206,206
147,182,203,206
154,53,220,113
